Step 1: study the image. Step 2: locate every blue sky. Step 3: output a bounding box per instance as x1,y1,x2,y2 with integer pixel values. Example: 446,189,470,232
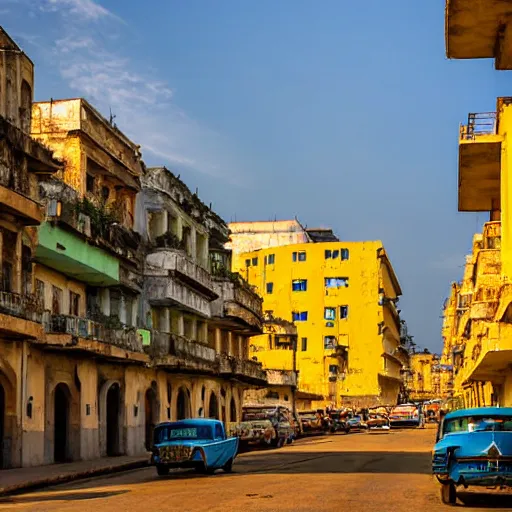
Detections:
2,0,509,352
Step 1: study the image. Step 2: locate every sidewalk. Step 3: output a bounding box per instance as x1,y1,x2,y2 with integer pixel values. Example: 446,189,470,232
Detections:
0,455,149,497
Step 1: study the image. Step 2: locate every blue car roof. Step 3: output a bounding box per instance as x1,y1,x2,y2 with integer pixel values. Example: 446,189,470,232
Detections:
444,407,512,420
155,418,220,428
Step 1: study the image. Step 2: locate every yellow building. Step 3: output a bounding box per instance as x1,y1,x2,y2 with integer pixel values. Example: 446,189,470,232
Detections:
407,351,451,401
245,313,322,411
233,238,405,408
442,0,512,408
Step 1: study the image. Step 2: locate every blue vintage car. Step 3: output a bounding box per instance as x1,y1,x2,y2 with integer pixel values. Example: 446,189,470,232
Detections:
432,407,512,505
151,419,239,476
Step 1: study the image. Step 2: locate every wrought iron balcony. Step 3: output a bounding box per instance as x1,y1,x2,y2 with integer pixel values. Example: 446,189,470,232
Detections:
460,112,497,140
0,291,43,323
43,312,143,353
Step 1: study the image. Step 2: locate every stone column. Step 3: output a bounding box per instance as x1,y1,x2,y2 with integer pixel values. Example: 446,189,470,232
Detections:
238,335,243,359
161,308,171,333
228,332,233,357
215,328,221,354
100,288,110,316
14,232,22,293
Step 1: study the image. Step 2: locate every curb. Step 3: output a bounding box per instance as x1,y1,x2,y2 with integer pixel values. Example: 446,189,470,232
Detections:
0,459,150,498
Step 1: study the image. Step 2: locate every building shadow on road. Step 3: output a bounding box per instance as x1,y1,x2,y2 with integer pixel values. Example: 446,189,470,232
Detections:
457,492,512,509
0,490,129,505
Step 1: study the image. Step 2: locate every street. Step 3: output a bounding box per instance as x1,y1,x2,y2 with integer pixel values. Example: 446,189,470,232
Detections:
1,428,512,511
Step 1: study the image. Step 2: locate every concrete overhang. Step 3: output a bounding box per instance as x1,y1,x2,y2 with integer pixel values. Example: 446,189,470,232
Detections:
0,185,44,225
40,334,149,363
458,137,502,211
465,349,512,382
446,0,512,69
0,312,44,339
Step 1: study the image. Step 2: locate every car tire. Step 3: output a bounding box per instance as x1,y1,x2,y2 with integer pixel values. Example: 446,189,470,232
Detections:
156,464,169,476
440,483,456,505
222,458,233,473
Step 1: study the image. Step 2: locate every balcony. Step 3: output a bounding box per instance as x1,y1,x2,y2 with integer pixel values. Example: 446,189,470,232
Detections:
446,0,512,69
0,291,44,339
146,249,217,299
266,369,297,387
458,112,502,212
42,313,148,362
147,332,219,374
219,355,267,385
210,274,263,334
145,275,211,317
35,223,120,286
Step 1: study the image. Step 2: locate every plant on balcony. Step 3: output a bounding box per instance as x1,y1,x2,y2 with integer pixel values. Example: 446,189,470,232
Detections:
73,197,119,240
154,231,186,250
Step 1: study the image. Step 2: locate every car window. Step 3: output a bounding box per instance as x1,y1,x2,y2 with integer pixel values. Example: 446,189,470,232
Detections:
443,416,512,434
214,424,223,439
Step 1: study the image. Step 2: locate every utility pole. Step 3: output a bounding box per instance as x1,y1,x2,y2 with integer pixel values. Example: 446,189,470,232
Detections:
291,311,298,416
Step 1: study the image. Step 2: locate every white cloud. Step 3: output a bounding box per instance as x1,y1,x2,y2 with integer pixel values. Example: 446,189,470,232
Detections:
40,0,112,20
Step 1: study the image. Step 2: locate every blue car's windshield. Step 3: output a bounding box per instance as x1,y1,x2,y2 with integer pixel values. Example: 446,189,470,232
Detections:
444,416,512,434
154,425,213,443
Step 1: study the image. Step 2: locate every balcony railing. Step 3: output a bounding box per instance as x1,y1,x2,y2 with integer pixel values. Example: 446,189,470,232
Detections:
145,249,215,295
43,313,143,352
0,291,43,323
460,112,497,140
148,331,217,363
219,354,267,382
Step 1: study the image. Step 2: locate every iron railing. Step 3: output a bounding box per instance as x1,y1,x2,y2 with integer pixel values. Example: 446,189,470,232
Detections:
460,112,497,140
0,291,43,322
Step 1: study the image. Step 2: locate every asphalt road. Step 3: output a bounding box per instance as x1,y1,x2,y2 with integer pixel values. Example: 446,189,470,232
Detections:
2,427,512,511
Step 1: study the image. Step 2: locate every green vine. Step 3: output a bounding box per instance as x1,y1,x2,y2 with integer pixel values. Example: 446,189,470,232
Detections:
73,197,119,239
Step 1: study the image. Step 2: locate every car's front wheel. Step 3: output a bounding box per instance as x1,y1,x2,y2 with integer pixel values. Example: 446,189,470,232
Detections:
222,458,233,473
440,483,456,505
156,464,169,476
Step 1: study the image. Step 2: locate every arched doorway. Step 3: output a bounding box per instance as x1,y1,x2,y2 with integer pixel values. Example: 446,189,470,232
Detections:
176,387,190,420
230,397,237,423
145,388,158,451
54,384,70,463
106,383,120,456
208,392,219,419
0,383,4,468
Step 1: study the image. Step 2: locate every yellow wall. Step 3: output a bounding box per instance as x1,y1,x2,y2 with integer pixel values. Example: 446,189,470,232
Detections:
236,241,402,407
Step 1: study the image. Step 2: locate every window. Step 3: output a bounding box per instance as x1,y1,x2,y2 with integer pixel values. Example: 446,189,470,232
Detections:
69,291,80,316
293,311,308,322
35,279,45,307
284,395,289,401
245,259,250,267
101,186,110,202
325,277,349,288
329,365,338,374
292,279,307,292
340,305,349,319
252,257,258,266
324,307,336,320
86,173,95,193
332,250,339,259
293,251,306,262
325,249,332,259
324,336,337,350
266,282,274,294
214,423,224,439
52,286,63,315
301,337,308,351
341,248,349,260
267,254,275,265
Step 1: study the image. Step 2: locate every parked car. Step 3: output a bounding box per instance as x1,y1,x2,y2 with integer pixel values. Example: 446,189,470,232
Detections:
346,414,368,433
151,419,238,476
367,413,390,432
432,407,512,505
329,410,350,434
229,405,293,448
298,410,328,434
288,410,303,443
389,403,425,428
